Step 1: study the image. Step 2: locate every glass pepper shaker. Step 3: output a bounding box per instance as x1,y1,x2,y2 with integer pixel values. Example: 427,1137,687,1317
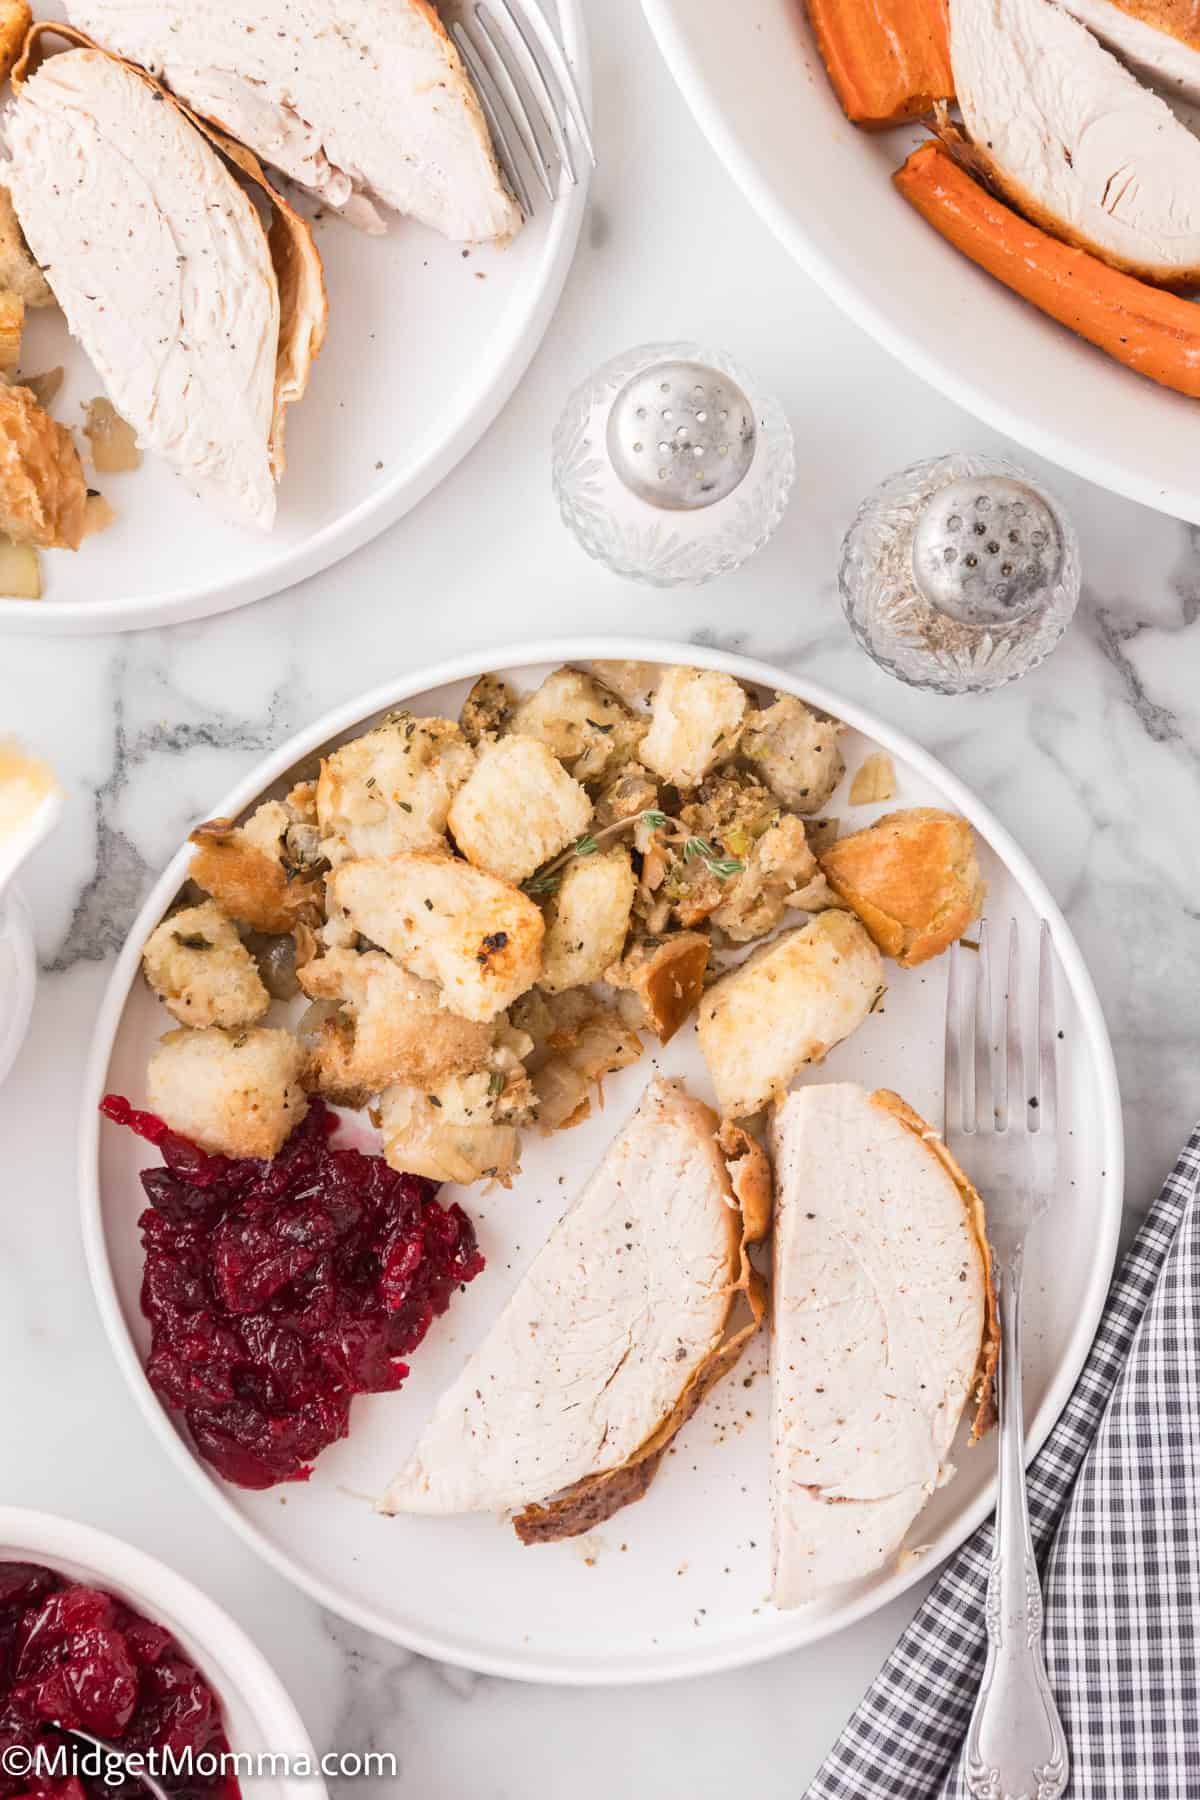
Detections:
839,453,1081,694
552,341,794,587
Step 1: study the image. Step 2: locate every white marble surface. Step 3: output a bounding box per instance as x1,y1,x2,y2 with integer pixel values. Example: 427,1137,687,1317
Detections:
2,0,1199,1789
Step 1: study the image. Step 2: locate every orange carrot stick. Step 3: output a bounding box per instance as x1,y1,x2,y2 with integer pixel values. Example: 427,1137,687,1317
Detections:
804,0,953,129
895,140,1200,399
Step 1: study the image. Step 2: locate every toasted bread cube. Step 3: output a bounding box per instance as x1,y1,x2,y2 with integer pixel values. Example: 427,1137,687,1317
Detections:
146,1026,307,1160
539,847,635,994
317,714,474,864
697,911,885,1117
819,807,984,967
510,667,645,783
0,186,52,309
142,900,268,1030
0,383,87,550
0,4,30,88
448,735,591,885
0,290,22,372
604,932,709,1046
299,947,493,1104
376,1030,534,1186
589,660,664,711
190,790,323,935
640,667,747,788
326,851,544,1022
740,695,845,814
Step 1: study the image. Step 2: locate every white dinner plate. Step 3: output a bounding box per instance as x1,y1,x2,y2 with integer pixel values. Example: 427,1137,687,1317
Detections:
641,0,1200,527
0,2,589,635
80,638,1123,1684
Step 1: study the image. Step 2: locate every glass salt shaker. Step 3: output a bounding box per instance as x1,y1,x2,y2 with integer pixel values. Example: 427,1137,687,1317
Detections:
839,453,1081,694
552,341,794,587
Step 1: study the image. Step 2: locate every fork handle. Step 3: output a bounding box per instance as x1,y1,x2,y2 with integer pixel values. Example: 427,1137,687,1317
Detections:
964,1248,1069,1800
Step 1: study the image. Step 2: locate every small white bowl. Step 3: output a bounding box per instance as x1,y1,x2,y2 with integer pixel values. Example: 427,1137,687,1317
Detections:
0,887,36,1090
0,1507,324,1800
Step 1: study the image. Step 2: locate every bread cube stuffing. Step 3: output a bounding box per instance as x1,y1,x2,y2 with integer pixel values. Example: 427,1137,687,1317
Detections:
540,847,635,993
146,1026,307,1160
142,901,268,1030
299,947,493,1104
639,667,748,788
510,667,645,783
326,851,544,1022
448,735,591,885
697,911,884,1116
317,714,474,863
739,694,845,814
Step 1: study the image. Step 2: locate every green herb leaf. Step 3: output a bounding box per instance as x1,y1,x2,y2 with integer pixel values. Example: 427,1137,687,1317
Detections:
522,871,562,896
574,833,600,858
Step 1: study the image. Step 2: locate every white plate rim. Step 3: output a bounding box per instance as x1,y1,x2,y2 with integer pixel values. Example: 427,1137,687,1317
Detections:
78,635,1125,1685
0,1503,325,1800
638,0,1200,528
0,4,590,638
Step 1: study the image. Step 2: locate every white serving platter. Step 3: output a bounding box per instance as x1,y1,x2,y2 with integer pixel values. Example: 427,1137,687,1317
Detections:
0,1505,324,1800
640,0,1200,527
80,639,1123,1684
0,2,589,635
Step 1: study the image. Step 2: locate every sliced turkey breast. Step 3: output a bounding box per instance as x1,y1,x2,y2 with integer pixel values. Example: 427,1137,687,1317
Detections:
66,0,522,243
950,0,1200,284
769,1085,997,1608
381,1078,770,1541
1059,2,1200,106
5,46,281,528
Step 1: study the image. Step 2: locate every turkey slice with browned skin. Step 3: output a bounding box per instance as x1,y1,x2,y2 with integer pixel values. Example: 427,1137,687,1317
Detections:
1058,0,1200,106
380,1078,770,1541
949,0,1200,285
5,30,325,528
769,1085,997,1607
66,0,522,242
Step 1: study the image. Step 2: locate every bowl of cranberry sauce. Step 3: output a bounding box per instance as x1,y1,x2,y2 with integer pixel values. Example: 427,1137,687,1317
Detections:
0,1512,321,1800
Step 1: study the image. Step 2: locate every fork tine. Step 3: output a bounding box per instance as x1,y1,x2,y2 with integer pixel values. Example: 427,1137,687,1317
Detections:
468,8,558,202
1037,919,1058,1136
945,940,965,1138
451,22,537,216
494,0,597,168
974,919,994,1131
1006,918,1025,1133
479,0,578,186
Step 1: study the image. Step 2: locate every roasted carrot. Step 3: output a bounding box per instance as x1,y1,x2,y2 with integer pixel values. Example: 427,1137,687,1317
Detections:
895,140,1200,400
804,0,953,129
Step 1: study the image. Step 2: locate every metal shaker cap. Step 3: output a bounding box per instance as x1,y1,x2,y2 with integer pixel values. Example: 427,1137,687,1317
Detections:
912,475,1065,626
606,359,756,512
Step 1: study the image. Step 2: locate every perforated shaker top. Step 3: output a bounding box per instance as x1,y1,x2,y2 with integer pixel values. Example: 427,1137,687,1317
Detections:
911,475,1065,626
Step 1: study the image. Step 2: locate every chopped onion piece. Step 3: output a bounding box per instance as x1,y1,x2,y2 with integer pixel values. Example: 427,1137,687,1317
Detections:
0,533,41,598
849,752,896,806
83,396,141,472
81,492,117,538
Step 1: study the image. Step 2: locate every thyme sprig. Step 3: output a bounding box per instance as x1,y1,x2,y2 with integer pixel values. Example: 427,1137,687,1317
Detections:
522,808,744,896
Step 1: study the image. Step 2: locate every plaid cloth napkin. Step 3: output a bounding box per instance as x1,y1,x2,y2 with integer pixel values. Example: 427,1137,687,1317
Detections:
807,1125,1200,1800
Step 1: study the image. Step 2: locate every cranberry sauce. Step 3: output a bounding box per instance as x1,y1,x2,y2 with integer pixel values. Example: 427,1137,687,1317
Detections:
0,1562,237,1800
100,1097,484,1489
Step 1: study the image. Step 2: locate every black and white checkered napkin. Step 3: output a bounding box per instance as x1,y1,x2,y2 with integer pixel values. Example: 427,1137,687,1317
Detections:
807,1125,1200,1800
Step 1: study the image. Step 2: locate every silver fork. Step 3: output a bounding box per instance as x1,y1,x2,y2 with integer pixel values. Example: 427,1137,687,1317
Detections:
450,0,595,220
945,918,1070,1800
